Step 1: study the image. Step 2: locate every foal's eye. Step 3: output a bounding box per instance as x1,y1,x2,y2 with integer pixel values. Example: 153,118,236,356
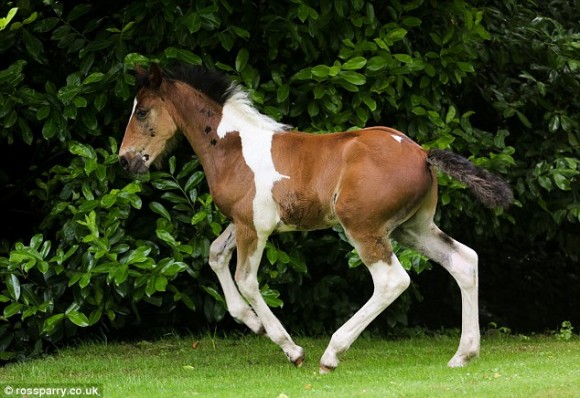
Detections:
135,108,149,119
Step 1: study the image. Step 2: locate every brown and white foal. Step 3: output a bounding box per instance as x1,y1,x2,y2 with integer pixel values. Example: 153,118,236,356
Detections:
119,64,513,373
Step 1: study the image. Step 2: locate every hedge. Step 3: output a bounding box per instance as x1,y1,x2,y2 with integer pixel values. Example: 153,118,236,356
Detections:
0,0,578,361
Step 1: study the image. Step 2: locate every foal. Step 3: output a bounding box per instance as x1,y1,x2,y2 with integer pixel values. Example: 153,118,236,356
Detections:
119,64,513,373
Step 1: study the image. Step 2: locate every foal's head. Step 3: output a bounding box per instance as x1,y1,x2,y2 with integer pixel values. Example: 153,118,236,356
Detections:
119,64,178,174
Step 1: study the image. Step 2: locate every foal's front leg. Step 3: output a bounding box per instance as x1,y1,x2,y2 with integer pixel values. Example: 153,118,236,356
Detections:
233,223,305,366
208,223,264,334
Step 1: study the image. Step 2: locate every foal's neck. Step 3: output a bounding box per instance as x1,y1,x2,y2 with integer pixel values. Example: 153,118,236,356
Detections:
170,82,223,150
169,81,246,186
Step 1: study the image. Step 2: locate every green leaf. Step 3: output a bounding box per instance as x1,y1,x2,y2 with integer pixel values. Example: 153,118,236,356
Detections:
402,16,422,28
311,65,330,78
185,171,205,192
0,8,18,31
183,13,202,34
338,71,366,85
363,96,377,112
94,93,107,111
42,313,65,334
342,56,367,70
124,246,152,264
173,48,202,65
79,273,91,289
515,110,532,128
261,288,283,308
366,56,389,72
157,230,178,246
445,106,457,124
549,115,560,133
203,286,225,304
387,28,408,41
42,117,58,139
22,29,44,62
191,211,207,225
98,191,116,209
150,202,171,221
122,21,135,33
163,47,199,65
3,302,23,318
83,72,105,84
81,111,98,130
67,311,90,327
73,96,87,108
69,142,96,159
456,62,475,72
6,274,20,300
151,179,181,190
155,275,168,292
393,54,413,64
160,260,187,276
67,4,91,22
267,245,278,265
235,48,249,72
277,84,290,103
113,264,129,284
553,173,570,191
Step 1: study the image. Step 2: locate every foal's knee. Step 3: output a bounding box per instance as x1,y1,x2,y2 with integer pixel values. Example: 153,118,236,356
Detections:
209,224,236,273
209,241,232,273
389,269,410,298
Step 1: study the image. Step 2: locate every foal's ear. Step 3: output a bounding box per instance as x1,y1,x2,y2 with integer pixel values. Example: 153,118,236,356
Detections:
135,64,148,77
134,64,149,89
148,63,163,89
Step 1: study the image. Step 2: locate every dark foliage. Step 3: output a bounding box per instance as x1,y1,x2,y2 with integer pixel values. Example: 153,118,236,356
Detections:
0,0,577,361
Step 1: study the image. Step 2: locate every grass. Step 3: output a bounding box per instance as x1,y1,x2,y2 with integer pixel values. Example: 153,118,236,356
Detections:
1,333,579,397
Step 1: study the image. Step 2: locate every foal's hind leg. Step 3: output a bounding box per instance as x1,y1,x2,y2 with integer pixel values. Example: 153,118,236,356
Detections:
320,232,411,373
394,221,480,367
208,223,264,334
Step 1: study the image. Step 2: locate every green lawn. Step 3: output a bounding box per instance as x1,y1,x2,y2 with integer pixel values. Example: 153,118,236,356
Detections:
1,334,579,397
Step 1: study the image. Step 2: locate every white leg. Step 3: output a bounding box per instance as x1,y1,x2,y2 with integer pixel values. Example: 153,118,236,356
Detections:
234,228,304,366
395,223,480,367
319,254,411,373
208,223,264,334
446,242,480,367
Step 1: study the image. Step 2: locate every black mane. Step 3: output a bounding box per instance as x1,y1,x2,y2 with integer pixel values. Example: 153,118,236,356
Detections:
135,64,233,106
165,64,233,106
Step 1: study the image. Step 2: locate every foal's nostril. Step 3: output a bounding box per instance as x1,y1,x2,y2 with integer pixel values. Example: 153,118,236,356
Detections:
119,156,130,171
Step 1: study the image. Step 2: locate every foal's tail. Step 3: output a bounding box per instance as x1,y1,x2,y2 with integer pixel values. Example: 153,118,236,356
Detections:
426,149,514,209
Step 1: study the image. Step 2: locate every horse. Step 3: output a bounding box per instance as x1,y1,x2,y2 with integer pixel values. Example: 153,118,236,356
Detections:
118,63,513,373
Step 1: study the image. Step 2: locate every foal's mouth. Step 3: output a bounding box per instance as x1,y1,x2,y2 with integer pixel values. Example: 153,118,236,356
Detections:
119,153,149,175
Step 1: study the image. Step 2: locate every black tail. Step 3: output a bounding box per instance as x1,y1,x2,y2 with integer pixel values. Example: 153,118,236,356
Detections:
427,149,514,209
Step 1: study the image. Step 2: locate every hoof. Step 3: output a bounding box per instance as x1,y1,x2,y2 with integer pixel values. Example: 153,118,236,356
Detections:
293,354,305,368
319,364,335,374
447,357,467,368
448,352,478,368
287,346,305,367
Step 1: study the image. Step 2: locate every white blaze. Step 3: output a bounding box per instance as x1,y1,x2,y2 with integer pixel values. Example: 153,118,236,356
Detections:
217,88,289,234
128,98,138,123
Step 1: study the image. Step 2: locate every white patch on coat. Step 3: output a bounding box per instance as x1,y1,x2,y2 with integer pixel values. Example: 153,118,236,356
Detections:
128,98,138,123
391,134,403,143
217,87,290,234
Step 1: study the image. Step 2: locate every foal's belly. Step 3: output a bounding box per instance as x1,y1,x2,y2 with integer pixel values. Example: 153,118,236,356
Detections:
274,192,338,232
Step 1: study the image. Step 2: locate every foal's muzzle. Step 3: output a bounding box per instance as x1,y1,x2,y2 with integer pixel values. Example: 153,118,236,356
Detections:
119,153,149,174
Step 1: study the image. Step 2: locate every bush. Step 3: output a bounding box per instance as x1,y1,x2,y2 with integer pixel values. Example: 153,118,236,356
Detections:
1,0,577,360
